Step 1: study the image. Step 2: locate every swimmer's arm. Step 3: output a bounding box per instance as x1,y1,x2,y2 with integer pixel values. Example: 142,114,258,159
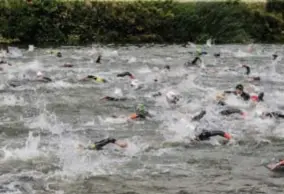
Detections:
192,110,206,121
270,160,284,170
145,111,153,118
223,90,234,94
241,65,250,75
152,92,162,97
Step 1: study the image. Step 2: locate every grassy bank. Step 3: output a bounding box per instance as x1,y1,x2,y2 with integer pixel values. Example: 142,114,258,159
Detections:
1,0,284,45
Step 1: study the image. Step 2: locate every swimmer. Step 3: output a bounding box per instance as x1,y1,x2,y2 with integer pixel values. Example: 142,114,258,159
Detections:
152,92,162,97
57,52,62,58
96,55,101,63
130,79,142,89
184,57,202,67
224,84,250,101
266,159,284,171
255,110,284,120
220,108,244,116
214,53,221,57
80,75,107,83
241,64,260,81
62,63,73,68
164,65,170,71
77,137,127,150
0,60,12,66
117,72,135,79
129,104,152,120
117,72,142,89
166,91,181,104
195,130,231,141
272,54,278,60
101,96,128,101
36,71,52,82
192,110,207,121
196,49,208,56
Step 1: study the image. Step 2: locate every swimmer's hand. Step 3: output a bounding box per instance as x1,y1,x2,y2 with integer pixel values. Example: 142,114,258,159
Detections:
115,140,128,148
76,144,86,150
216,93,225,101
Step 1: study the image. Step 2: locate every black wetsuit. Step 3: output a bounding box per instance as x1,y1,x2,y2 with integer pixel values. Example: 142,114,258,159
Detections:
224,91,250,101
0,60,6,64
184,57,202,67
217,101,226,106
86,75,107,83
264,112,284,119
152,92,162,97
220,108,243,116
214,53,220,57
96,55,101,63
87,138,117,150
196,130,227,141
191,57,201,65
273,54,278,60
104,96,127,101
242,65,260,81
192,110,206,121
117,72,134,78
41,77,52,82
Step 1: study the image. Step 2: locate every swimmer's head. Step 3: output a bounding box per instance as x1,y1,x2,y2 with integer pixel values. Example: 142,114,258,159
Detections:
223,132,231,140
250,95,259,102
136,104,146,116
57,52,62,58
166,91,180,104
87,75,96,79
37,71,43,77
254,110,264,118
131,79,139,88
235,84,244,95
164,65,170,70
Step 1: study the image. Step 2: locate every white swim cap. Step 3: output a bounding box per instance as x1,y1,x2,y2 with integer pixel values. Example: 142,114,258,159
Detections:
37,71,43,77
166,91,179,103
254,110,263,118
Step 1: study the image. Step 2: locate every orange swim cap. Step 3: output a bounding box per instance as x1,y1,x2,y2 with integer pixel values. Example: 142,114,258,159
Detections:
130,113,138,119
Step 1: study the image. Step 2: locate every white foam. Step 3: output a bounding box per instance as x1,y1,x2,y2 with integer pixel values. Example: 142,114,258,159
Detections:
2,131,43,161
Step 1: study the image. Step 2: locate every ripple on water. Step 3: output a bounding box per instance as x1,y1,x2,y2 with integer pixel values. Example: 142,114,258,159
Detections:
0,44,284,194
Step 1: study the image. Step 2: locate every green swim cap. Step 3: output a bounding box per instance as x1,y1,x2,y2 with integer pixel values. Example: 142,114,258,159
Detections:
136,104,146,116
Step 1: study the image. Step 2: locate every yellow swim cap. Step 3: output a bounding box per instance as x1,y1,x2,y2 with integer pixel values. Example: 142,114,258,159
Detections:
96,77,104,83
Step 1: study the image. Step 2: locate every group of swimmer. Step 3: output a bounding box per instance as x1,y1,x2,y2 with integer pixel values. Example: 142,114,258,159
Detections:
1,45,284,171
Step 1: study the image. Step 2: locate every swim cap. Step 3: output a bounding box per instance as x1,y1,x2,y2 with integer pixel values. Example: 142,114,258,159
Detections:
96,77,104,82
164,65,170,70
223,132,231,140
251,95,259,102
254,110,263,118
37,71,43,77
136,104,146,116
166,91,179,104
131,80,139,87
235,84,244,91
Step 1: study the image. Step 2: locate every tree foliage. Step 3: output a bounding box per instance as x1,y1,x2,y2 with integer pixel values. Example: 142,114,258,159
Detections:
1,0,284,45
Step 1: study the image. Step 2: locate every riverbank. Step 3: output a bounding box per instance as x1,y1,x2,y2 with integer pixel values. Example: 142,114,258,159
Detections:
1,0,284,45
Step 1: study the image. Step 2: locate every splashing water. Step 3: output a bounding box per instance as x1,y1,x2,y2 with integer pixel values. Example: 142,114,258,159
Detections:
2,131,41,161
